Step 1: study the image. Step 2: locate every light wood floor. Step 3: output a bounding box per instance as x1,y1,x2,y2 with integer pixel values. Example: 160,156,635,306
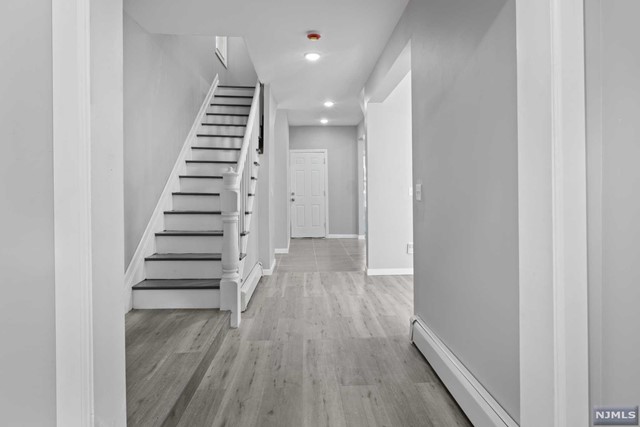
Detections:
173,238,472,427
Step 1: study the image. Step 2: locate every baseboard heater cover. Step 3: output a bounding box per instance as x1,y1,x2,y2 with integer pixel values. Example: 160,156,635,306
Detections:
241,262,262,311
410,316,518,427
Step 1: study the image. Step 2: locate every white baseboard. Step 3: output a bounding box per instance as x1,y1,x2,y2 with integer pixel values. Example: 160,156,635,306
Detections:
123,75,220,313
358,235,365,240
262,259,277,276
241,262,263,312
275,248,289,254
327,234,359,239
410,316,518,427
366,268,413,276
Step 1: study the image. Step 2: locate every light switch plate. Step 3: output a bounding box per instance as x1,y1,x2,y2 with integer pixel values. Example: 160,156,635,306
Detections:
407,243,414,254
415,183,422,201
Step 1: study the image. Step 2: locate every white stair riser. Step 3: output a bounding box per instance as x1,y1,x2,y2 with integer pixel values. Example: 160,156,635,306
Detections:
179,177,223,193
133,289,220,309
216,87,254,97
186,163,235,177
202,115,248,125
212,96,252,106
198,125,245,136
156,235,223,253
145,260,222,279
173,194,221,210
193,137,243,149
208,105,250,115
165,214,222,231
191,149,239,162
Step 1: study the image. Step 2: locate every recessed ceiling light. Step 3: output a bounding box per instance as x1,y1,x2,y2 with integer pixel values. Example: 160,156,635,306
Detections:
305,52,321,62
321,118,329,124
324,101,335,108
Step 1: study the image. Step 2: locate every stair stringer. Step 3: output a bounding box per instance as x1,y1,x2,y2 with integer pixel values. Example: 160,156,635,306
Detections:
123,75,220,312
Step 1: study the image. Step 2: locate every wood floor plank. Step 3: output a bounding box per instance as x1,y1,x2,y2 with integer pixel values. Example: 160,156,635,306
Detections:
416,382,474,427
126,239,471,426
255,385,304,427
302,384,348,427
211,341,272,427
339,385,394,427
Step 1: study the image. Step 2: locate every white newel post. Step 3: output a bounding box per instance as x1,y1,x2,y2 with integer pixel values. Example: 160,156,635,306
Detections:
221,167,241,328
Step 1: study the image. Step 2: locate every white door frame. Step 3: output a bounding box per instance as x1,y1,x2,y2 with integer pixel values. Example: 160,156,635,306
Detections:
516,0,590,425
289,149,329,238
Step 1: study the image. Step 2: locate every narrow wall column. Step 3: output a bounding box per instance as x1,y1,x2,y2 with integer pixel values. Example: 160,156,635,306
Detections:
516,0,590,425
53,0,127,424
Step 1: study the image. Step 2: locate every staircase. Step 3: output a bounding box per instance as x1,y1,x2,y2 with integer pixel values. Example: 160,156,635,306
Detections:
132,83,261,325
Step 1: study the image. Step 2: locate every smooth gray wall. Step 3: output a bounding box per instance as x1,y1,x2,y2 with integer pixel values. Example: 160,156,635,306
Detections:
274,110,291,250
289,126,359,236
0,1,56,423
366,0,519,421
356,121,366,236
258,85,277,270
586,0,640,408
124,13,257,266
366,71,413,271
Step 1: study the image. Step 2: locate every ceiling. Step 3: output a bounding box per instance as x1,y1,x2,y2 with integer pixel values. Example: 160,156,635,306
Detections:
124,0,409,126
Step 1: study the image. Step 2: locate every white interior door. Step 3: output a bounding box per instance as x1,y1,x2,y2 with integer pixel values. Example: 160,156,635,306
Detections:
290,151,327,238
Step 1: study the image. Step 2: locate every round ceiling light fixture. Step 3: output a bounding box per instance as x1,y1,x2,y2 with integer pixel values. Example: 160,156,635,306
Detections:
307,32,322,41
305,52,321,62
324,101,335,108
321,118,329,125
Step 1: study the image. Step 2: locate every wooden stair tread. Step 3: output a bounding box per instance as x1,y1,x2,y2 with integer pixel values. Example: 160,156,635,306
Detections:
165,210,222,215
156,230,250,237
214,95,253,99
205,113,249,117
196,135,244,140
156,230,223,236
172,192,221,196
200,123,247,127
145,253,247,261
132,279,221,290
218,85,255,89
186,160,236,164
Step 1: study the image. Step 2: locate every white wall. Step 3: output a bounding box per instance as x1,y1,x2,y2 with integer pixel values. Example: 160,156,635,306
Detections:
366,72,413,272
274,110,291,251
289,126,358,236
586,0,640,408
124,13,257,266
0,0,57,423
366,0,519,421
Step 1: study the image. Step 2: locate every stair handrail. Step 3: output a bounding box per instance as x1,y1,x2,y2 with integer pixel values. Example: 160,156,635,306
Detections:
236,82,261,179
220,81,261,328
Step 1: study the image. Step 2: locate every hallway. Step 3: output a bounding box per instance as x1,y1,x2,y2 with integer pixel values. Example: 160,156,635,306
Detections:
126,238,471,426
